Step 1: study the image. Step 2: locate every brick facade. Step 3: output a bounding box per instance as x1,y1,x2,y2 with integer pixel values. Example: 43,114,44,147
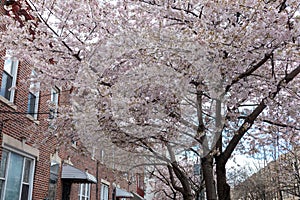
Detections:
0,1,145,200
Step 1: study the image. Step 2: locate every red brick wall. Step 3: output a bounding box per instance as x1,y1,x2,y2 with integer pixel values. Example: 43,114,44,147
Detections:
0,51,143,200
0,53,48,200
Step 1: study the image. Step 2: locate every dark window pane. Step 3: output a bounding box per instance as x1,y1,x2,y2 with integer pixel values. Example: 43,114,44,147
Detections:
0,180,4,199
82,183,86,195
23,159,31,183
4,152,23,200
0,151,8,178
27,92,36,116
0,71,13,100
21,184,29,200
48,162,59,200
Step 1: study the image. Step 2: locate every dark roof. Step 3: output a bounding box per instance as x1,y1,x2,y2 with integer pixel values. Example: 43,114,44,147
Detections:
116,187,134,198
61,164,97,184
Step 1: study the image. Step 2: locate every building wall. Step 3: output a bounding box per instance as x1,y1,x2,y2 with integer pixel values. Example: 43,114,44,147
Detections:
231,157,300,200
0,1,145,200
0,46,144,200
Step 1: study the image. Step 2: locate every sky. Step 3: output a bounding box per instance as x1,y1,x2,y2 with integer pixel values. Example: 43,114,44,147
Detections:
227,154,266,186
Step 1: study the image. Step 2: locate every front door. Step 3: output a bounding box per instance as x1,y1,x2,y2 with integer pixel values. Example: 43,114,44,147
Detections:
62,182,71,200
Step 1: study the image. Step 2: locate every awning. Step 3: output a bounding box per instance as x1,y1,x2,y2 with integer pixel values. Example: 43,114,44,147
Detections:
61,164,97,184
132,192,144,200
116,187,134,198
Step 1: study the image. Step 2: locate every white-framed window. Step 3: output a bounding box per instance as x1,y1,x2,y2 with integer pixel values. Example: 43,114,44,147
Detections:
78,183,90,200
49,87,59,119
100,184,109,200
0,149,35,200
100,150,104,163
27,70,40,120
0,55,18,102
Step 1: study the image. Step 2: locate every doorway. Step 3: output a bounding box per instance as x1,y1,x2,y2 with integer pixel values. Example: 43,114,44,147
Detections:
62,182,71,200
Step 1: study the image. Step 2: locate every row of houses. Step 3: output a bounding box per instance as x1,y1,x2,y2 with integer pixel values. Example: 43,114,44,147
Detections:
231,147,300,200
0,0,145,200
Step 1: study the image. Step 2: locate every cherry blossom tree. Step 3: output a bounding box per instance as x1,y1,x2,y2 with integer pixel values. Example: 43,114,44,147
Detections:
1,0,299,199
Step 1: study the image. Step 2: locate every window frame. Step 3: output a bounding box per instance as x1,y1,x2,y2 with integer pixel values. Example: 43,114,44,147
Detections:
0,148,35,200
100,183,109,200
49,87,59,119
0,55,19,102
27,70,40,120
78,183,90,200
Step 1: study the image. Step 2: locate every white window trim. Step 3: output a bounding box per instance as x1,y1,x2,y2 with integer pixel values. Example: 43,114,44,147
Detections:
100,179,110,186
78,183,90,200
2,134,39,160
50,87,59,114
1,56,18,103
50,87,59,106
8,59,18,102
100,183,109,200
19,158,32,200
29,91,40,120
28,71,40,120
100,150,104,164
1,134,38,200
0,148,36,200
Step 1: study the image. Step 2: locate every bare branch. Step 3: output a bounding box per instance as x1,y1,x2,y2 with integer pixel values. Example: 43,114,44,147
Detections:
222,64,300,164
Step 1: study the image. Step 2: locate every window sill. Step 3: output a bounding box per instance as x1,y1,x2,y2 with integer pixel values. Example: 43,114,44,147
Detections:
0,95,17,110
26,114,40,125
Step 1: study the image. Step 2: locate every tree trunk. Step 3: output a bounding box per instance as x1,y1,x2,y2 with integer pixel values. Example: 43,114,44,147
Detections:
171,163,194,200
201,155,217,200
182,193,194,200
216,157,231,200
166,144,194,200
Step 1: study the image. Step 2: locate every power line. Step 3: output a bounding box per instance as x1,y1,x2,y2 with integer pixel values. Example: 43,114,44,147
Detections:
0,88,72,101
0,110,55,115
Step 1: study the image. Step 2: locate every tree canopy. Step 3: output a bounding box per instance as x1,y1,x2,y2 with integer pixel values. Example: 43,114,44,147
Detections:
1,0,299,199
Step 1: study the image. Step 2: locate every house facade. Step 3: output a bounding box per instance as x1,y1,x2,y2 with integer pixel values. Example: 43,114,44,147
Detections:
0,1,145,200
231,150,300,200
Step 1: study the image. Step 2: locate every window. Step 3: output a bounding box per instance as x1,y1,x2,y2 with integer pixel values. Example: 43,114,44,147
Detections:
71,139,77,148
49,87,59,119
0,150,34,200
0,55,18,102
47,162,59,200
136,174,144,190
27,71,40,119
100,150,104,163
78,183,90,200
100,184,109,200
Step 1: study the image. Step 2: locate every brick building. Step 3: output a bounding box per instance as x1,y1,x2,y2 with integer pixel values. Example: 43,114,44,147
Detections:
0,1,145,200
231,149,300,200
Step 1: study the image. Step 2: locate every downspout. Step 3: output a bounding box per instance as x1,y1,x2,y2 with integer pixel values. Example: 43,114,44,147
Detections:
96,160,99,200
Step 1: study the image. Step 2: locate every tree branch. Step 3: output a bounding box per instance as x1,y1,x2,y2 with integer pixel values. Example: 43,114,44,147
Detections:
222,64,300,164
225,53,273,93
167,165,184,193
138,0,201,18
238,117,300,131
